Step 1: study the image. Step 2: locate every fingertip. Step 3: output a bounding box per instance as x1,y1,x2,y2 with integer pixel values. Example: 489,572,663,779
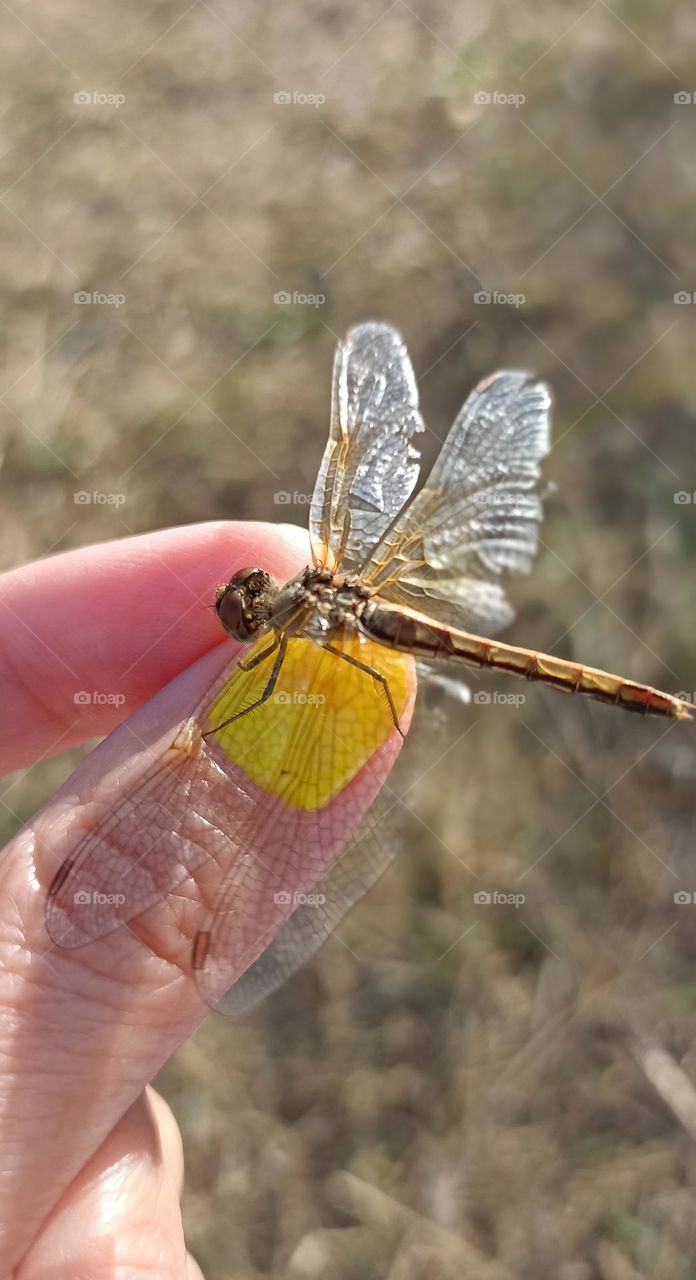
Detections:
0,520,311,773
187,1252,206,1280
146,1086,185,1197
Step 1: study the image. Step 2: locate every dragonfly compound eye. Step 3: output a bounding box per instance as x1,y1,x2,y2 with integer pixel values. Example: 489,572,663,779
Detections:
215,567,272,640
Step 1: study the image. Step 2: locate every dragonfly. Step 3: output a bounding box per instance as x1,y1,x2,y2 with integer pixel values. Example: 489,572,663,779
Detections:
45,322,693,1013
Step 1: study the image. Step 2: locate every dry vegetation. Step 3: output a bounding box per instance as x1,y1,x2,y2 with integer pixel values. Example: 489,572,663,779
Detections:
2,0,696,1276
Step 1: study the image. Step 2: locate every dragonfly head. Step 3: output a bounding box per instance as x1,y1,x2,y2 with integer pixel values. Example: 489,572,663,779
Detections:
215,567,274,640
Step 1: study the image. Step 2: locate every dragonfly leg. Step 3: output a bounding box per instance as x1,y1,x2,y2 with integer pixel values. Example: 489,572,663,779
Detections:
205,634,288,735
237,633,279,672
321,641,404,737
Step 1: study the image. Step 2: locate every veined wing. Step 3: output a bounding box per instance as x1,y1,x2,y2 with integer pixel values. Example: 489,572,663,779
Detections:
44,632,415,1012
360,370,551,634
203,676,448,1017
309,322,424,573
199,789,400,1016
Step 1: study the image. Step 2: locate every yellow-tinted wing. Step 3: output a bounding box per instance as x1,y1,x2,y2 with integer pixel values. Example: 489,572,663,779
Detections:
309,322,425,573
44,633,415,1013
360,370,552,635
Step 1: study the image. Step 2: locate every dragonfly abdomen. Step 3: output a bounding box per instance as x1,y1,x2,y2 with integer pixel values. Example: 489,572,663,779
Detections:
360,602,694,721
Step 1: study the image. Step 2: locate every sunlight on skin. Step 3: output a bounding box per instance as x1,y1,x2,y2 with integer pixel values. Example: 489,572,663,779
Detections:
15,1088,199,1279
0,522,316,1274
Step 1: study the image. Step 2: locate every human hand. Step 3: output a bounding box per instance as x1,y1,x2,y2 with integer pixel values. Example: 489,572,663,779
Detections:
0,521,305,1276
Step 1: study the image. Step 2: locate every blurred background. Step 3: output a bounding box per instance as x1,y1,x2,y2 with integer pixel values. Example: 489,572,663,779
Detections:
2,1,696,1276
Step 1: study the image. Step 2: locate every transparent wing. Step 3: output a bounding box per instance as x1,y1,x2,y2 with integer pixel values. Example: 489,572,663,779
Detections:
44,725,219,948
309,322,424,572
44,635,411,1014
208,677,451,1017
202,790,400,1016
414,658,471,707
361,370,552,635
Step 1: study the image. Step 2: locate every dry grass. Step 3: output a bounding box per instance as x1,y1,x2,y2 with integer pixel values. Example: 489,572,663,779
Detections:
2,1,696,1276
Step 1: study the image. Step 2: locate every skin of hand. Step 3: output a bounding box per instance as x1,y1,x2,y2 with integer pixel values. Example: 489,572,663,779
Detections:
0,521,307,1278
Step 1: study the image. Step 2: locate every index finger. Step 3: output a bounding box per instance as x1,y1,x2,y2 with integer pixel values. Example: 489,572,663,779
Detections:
0,519,308,774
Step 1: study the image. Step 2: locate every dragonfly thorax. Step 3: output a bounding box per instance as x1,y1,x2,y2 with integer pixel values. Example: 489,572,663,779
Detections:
217,563,374,646
267,566,372,641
